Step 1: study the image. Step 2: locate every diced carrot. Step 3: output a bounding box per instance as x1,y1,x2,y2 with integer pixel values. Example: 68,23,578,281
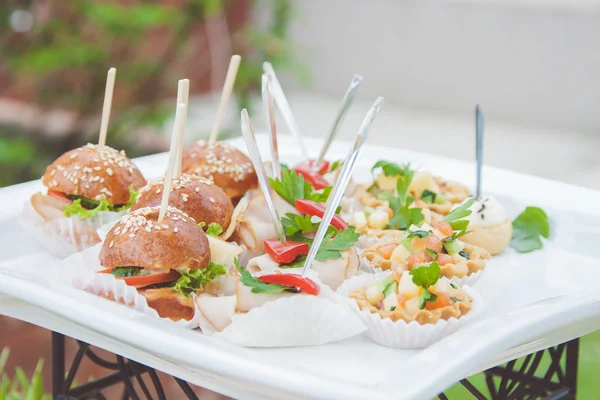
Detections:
414,199,427,208
377,243,398,259
406,253,431,269
392,269,403,281
385,207,393,218
425,292,454,310
427,235,443,253
434,220,453,237
410,237,428,252
437,253,453,266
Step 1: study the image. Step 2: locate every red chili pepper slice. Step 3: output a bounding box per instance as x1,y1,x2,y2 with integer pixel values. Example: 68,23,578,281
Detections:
294,160,330,175
258,273,320,296
48,190,72,203
293,166,330,190
264,239,309,264
295,199,348,230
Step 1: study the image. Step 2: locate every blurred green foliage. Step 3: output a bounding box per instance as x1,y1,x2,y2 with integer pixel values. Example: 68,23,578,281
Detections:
0,348,50,400
0,0,304,188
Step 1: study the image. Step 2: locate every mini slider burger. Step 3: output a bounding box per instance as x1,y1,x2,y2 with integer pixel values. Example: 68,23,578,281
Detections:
97,93,229,322
27,68,146,256
134,79,241,267
181,55,258,202
98,205,225,322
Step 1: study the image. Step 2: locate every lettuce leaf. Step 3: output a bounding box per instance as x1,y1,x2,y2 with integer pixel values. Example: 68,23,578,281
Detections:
63,185,139,220
172,261,227,298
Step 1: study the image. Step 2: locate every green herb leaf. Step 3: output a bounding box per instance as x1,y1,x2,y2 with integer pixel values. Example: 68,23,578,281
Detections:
268,169,331,206
383,168,425,230
405,230,431,239
444,197,475,230
510,206,550,253
330,160,343,172
205,223,223,236
315,226,360,261
281,213,318,237
172,261,227,298
234,258,296,294
371,160,412,177
418,288,438,310
110,267,143,277
458,251,470,259
63,185,139,219
450,296,460,302
390,306,397,311
421,189,436,204
409,262,441,289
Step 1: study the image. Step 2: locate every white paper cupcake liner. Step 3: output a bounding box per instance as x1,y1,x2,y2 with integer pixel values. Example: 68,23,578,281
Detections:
337,272,484,349
359,256,484,287
21,199,125,258
195,272,367,347
62,245,202,329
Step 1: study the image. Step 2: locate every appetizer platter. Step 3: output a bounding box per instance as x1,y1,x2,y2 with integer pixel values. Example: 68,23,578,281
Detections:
1,61,600,399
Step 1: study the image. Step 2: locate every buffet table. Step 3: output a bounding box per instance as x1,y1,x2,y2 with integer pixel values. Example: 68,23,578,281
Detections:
1,135,599,400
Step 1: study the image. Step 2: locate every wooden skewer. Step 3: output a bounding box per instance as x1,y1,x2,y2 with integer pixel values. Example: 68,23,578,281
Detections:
208,54,241,144
173,79,190,178
98,67,117,149
158,103,187,223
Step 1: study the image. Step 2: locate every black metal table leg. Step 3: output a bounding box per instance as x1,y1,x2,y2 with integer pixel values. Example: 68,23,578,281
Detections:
52,331,66,398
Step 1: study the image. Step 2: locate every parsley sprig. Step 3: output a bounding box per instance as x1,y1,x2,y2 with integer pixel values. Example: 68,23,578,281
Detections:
409,262,441,309
63,185,139,220
281,213,318,237
371,160,412,178
268,169,332,206
510,206,549,253
383,169,425,230
444,197,475,231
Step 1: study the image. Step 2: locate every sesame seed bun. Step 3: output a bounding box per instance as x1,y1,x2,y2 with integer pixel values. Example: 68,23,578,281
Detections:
42,143,146,205
181,140,258,200
130,174,233,230
99,206,211,272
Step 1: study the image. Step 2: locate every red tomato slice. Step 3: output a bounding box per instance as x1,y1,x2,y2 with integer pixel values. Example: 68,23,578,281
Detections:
258,273,320,296
264,239,309,264
293,166,330,190
294,160,330,175
295,199,348,230
99,268,180,288
48,190,72,203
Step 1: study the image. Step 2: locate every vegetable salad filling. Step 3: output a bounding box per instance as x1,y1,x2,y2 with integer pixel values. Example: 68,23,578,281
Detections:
351,265,473,324
362,199,490,279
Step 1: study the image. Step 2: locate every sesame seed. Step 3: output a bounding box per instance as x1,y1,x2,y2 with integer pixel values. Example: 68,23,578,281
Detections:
173,227,179,233
106,168,113,176
109,241,114,248
209,197,215,203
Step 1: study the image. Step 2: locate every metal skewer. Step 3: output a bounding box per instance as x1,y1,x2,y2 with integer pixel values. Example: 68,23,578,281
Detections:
475,104,484,199
240,109,286,243
262,74,281,178
263,62,309,161
301,96,385,276
313,74,363,171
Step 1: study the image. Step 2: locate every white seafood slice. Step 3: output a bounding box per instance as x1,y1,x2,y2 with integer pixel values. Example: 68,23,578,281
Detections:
235,276,295,312
195,294,236,332
236,189,299,252
30,192,67,221
207,236,242,266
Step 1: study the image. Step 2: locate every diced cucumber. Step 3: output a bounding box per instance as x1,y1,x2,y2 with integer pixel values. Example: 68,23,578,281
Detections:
365,284,384,305
383,292,400,311
434,193,448,205
383,281,398,297
426,248,438,261
442,237,461,255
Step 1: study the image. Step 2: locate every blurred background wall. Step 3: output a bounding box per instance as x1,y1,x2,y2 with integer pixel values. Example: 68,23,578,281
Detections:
280,0,600,132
